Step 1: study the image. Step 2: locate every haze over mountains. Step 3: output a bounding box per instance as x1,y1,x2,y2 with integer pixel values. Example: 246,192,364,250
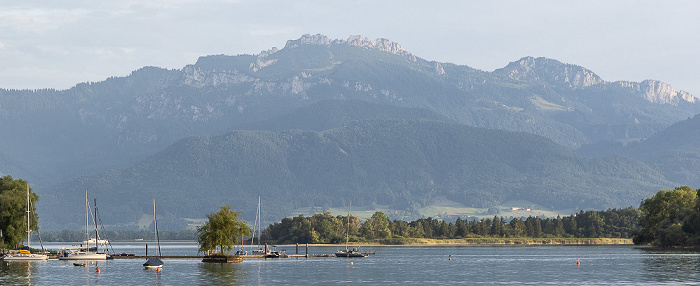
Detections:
0,34,697,229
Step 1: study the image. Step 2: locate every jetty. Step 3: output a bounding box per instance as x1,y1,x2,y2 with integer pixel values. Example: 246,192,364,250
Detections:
110,254,334,259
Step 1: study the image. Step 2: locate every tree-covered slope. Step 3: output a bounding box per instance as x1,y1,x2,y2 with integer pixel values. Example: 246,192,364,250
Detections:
623,114,700,187
41,120,670,229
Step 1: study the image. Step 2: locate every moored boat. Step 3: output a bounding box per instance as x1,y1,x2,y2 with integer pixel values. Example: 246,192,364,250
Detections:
1,184,48,261
335,201,370,258
58,190,107,261
143,198,163,269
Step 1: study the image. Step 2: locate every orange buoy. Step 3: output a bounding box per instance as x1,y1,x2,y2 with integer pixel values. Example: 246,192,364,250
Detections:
449,255,451,261
96,267,101,273
576,259,580,265
157,267,161,272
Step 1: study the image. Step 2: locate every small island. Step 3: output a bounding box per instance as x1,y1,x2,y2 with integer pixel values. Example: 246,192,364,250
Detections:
196,204,251,263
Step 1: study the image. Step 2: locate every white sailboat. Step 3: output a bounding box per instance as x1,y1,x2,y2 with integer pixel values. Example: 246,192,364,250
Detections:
1,184,49,261
58,190,107,260
250,195,265,255
143,198,164,269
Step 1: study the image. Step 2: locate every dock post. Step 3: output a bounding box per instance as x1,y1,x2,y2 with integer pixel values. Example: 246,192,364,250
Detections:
265,243,268,257
296,243,299,255
145,244,148,256
306,243,309,258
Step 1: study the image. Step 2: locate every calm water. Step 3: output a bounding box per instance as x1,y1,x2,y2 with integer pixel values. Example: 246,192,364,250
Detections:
2,242,700,285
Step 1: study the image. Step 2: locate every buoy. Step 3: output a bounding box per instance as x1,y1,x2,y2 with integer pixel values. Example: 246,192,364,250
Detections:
350,262,354,265
449,255,451,261
157,267,161,272
96,267,101,273
576,259,580,265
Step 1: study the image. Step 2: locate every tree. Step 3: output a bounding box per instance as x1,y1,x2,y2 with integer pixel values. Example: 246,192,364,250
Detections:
196,205,251,255
634,186,697,245
0,176,40,249
361,211,392,239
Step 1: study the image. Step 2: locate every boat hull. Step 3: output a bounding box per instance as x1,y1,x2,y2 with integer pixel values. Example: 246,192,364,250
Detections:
144,265,163,270
2,254,49,261
334,252,368,258
58,253,108,260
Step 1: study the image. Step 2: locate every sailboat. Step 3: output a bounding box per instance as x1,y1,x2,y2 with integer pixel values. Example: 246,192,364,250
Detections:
250,195,265,255
1,184,49,261
143,198,164,269
58,190,107,260
335,201,367,258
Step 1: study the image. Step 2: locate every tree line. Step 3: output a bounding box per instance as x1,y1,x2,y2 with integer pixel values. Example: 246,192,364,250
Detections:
260,208,641,244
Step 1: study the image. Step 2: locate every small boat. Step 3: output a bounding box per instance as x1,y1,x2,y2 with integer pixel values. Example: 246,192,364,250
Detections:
1,185,49,261
143,198,164,269
335,201,369,258
82,238,109,246
335,246,368,258
263,246,287,258
73,263,87,267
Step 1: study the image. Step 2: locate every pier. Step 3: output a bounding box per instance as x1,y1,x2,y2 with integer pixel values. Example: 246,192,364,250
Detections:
110,254,335,259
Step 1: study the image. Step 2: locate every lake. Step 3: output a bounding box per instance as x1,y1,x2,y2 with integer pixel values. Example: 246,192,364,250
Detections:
2,242,700,285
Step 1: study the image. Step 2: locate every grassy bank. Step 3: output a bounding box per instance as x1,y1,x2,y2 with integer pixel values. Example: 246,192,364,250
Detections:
370,237,633,245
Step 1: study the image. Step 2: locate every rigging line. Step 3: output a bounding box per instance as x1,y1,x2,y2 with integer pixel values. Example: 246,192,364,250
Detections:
28,192,46,254
96,205,115,254
154,199,161,257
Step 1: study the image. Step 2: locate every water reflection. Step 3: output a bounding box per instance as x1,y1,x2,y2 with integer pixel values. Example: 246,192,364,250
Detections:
641,248,700,284
1,261,39,285
198,262,242,285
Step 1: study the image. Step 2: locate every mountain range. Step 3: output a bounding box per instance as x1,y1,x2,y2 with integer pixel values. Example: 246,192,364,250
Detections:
0,34,698,229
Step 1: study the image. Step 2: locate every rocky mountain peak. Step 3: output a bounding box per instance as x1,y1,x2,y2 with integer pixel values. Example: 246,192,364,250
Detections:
497,57,604,88
284,34,334,48
616,80,696,105
283,34,416,60
345,35,408,55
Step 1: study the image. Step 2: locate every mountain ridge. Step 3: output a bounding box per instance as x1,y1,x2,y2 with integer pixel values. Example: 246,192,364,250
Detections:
0,34,696,229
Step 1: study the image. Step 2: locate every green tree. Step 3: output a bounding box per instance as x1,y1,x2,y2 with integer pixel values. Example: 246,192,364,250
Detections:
634,186,697,245
361,211,392,239
196,205,251,255
0,176,40,249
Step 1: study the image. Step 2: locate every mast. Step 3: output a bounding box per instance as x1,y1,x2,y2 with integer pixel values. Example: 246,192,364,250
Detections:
257,195,261,247
94,198,99,253
154,197,160,257
85,189,89,252
346,200,351,251
26,184,30,249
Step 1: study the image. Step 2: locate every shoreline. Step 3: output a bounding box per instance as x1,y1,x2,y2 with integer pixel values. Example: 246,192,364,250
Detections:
366,237,633,245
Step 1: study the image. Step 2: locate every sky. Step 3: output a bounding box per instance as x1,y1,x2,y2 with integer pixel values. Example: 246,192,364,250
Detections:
1,0,698,97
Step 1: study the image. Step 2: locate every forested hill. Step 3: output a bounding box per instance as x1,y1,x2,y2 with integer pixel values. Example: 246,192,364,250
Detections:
623,114,700,187
234,99,454,131
42,119,670,229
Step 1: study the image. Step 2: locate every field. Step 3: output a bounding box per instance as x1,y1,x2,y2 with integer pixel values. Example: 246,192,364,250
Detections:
291,197,579,221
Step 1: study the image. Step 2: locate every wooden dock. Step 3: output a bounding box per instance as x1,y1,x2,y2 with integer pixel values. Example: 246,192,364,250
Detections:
110,254,334,259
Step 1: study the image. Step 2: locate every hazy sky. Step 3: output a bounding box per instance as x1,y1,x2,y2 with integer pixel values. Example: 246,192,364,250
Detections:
1,0,698,97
